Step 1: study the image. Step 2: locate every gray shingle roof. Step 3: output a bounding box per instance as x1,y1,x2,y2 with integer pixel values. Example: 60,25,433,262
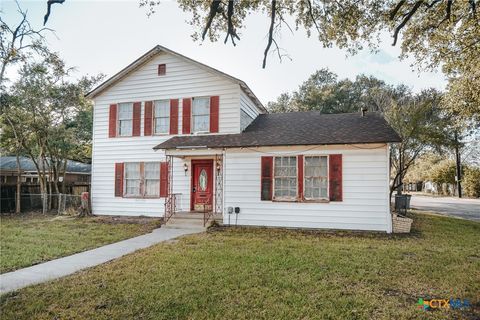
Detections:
0,156,91,173
154,111,401,150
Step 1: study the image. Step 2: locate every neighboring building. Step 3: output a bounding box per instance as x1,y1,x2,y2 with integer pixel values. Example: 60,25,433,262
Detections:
0,156,91,186
0,156,91,213
86,45,401,233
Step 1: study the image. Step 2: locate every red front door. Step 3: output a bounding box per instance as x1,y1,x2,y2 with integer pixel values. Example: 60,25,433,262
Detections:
191,160,213,211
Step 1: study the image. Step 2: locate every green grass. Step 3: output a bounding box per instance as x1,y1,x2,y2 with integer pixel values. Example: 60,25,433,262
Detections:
0,213,161,273
1,211,479,319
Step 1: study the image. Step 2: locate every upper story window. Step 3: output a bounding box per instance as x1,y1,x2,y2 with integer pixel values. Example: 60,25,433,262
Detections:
154,100,170,134
274,156,297,200
118,103,133,136
192,97,210,133
304,156,328,200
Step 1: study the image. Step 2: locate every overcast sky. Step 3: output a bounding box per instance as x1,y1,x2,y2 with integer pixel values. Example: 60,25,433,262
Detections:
2,0,447,105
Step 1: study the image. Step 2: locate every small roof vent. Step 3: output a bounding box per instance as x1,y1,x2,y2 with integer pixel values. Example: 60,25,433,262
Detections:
158,64,166,76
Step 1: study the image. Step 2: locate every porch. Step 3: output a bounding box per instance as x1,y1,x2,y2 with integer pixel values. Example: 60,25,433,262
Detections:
162,150,224,227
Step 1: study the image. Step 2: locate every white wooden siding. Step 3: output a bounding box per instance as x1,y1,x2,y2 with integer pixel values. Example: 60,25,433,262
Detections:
91,51,243,216
91,50,392,232
239,90,260,131
223,145,391,232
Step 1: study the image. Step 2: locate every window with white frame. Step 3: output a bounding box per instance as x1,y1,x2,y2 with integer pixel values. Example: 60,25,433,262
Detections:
274,156,297,199
192,97,210,133
118,103,133,136
154,100,170,134
124,162,141,196
304,156,328,199
144,162,160,197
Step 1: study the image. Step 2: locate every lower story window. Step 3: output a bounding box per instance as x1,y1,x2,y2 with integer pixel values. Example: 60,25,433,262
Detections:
123,162,161,197
274,156,297,200
304,156,328,199
125,162,141,196
144,162,160,197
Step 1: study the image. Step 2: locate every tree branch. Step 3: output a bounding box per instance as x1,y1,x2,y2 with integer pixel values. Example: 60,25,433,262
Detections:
263,0,276,69
306,0,322,35
437,0,453,25
469,0,477,18
44,0,65,25
424,0,442,10
224,0,240,45
392,0,424,46
202,0,222,40
390,0,406,20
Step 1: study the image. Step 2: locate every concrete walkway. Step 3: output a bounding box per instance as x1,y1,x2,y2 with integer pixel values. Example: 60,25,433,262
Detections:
0,226,204,294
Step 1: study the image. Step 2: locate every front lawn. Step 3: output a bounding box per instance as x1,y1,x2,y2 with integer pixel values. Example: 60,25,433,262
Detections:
1,211,479,319
0,213,161,273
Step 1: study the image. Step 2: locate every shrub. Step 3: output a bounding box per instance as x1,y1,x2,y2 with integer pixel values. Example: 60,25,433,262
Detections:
463,167,480,198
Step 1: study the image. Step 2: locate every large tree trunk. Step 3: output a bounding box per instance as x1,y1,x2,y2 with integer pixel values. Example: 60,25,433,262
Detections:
61,160,67,194
38,174,47,214
26,152,46,214
454,132,462,198
15,154,21,214
39,155,49,214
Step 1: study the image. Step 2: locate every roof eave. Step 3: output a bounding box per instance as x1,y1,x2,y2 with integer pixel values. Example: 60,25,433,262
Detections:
154,139,401,151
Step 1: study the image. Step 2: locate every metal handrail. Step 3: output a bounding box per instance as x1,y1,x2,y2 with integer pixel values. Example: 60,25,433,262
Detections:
163,193,178,225
203,205,214,227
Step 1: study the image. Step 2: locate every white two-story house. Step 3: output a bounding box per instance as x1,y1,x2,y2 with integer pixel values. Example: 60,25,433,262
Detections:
87,45,401,233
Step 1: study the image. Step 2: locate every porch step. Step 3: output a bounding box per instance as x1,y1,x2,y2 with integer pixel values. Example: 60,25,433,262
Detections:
172,212,205,220
163,212,223,230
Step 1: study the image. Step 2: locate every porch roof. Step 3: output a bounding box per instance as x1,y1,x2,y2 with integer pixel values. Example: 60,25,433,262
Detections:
153,112,401,150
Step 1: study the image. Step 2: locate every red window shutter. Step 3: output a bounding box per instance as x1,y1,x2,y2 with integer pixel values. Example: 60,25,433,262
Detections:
182,98,191,134
144,101,153,136
108,104,117,138
329,154,343,201
114,163,124,197
160,161,168,197
158,64,166,76
170,99,179,134
261,156,273,200
298,155,304,200
210,96,219,133
132,102,142,136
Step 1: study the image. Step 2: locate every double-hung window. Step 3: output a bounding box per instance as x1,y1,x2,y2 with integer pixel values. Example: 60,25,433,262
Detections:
144,162,160,197
118,103,133,136
304,156,328,200
274,156,297,200
192,97,210,133
124,162,141,196
154,100,170,134
123,162,161,197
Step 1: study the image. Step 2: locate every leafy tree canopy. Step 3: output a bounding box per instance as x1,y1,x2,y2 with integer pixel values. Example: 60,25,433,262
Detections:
267,68,455,195
139,0,479,121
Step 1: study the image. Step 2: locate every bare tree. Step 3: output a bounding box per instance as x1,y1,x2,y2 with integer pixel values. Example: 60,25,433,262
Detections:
0,1,51,85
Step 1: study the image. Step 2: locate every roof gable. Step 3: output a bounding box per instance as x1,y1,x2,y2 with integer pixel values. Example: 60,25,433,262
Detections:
86,45,265,112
